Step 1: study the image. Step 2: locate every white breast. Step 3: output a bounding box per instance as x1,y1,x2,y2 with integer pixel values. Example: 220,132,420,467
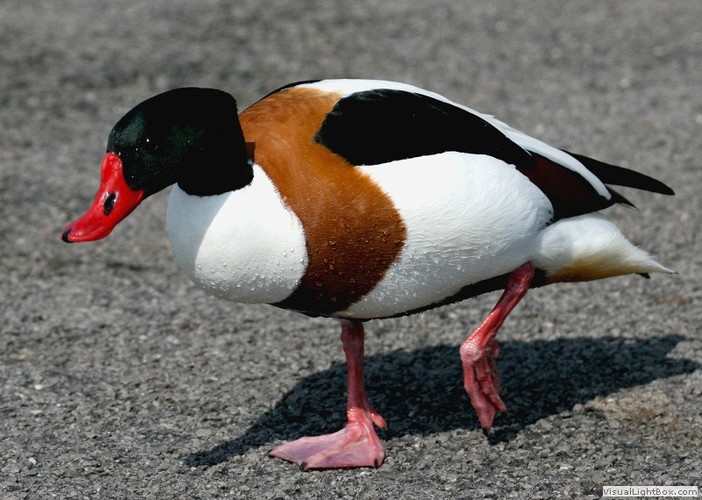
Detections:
166,165,308,303
341,151,554,318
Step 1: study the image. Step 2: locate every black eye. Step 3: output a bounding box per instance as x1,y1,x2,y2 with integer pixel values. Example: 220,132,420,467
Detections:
104,192,117,216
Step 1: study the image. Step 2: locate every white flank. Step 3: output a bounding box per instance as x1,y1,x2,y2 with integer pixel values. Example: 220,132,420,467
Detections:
166,165,308,303
341,151,554,318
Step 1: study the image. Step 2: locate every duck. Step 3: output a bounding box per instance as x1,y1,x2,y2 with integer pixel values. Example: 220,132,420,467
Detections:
61,79,674,470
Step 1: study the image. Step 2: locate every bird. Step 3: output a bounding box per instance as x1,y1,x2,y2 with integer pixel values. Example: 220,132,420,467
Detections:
61,79,674,470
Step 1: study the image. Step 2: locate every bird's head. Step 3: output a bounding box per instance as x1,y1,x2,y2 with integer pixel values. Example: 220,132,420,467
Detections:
61,87,251,243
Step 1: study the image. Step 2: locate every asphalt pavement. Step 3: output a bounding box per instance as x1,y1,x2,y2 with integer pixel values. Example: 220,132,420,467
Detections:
1,1,700,498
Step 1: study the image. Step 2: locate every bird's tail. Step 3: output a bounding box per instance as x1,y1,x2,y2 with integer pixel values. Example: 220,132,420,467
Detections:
531,213,674,284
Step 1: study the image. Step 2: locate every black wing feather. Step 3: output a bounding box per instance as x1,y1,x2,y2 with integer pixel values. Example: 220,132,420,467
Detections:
315,89,534,169
313,89,673,222
563,150,674,195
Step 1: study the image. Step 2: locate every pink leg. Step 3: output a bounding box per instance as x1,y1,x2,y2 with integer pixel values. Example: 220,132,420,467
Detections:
269,319,386,470
460,262,534,430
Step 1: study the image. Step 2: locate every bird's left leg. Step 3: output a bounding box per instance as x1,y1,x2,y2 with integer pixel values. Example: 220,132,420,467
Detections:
269,319,386,470
460,262,534,430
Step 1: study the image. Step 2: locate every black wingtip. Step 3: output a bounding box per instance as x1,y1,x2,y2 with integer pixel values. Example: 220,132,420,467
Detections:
61,227,73,243
563,149,676,196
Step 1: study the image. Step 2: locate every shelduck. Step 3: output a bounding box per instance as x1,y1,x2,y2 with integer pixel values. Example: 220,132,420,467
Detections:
62,79,674,470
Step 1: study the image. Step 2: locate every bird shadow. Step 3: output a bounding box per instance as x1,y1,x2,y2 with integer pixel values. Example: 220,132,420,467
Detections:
184,334,698,467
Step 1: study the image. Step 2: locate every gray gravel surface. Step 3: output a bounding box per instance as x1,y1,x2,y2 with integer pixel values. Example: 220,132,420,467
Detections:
2,1,701,498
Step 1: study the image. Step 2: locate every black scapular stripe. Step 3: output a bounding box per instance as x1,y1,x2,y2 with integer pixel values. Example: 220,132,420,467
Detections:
314,89,534,168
